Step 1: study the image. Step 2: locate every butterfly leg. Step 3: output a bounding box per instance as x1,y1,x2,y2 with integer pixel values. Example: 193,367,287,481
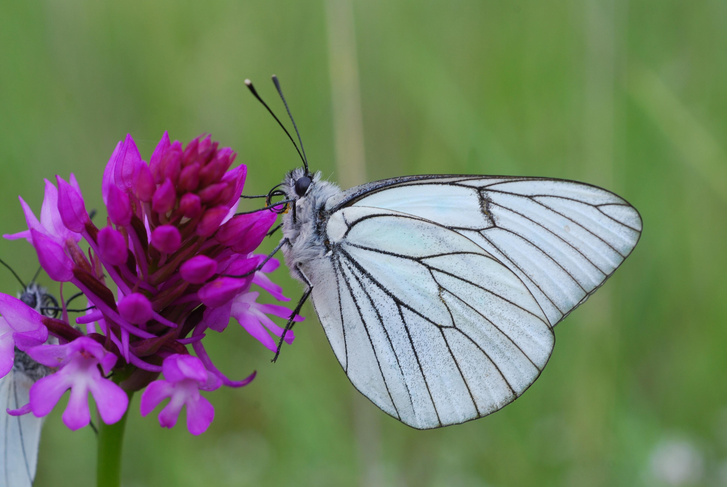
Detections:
266,223,283,237
271,265,312,363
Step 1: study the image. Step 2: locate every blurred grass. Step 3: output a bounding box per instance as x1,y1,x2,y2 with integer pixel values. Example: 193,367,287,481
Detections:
0,0,724,486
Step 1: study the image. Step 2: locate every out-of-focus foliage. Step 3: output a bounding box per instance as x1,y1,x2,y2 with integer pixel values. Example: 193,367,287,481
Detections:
0,1,724,486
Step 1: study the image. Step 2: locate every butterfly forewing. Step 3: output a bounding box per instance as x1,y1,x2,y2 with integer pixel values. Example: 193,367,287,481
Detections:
342,176,642,327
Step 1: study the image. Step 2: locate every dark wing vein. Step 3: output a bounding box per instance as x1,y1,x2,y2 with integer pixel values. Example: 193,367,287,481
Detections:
346,242,545,322
395,303,443,427
530,197,629,258
427,266,518,397
340,255,419,419
334,255,401,419
436,327,483,414
477,232,565,314
486,188,634,258
337,249,442,421
339,242,537,421
595,203,642,233
486,209,589,294
332,257,347,371
436,276,541,372
489,200,609,277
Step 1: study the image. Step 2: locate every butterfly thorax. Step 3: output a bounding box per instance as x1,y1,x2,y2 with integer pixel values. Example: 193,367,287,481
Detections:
280,169,342,281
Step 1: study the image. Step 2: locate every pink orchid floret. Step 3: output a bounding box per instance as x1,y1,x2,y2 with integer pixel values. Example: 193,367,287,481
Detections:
0,132,302,434
140,354,221,435
231,292,302,353
26,337,127,430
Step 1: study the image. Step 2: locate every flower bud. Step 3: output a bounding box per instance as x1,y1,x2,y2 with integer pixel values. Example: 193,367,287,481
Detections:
198,182,228,204
196,206,228,237
118,293,154,325
30,229,73,282
56,175,90,233
150,132,171,183
178,163,200,192
198,277,247,307
152,178,176,215
98,227,128,266
151,225,182,254
179,193,202,219
180,256,218,284
216,210,276,254
105,185,132,226
134,163,156,202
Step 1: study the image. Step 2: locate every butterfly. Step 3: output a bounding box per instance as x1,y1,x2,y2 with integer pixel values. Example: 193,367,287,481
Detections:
248,77,642,429
0,261,59,487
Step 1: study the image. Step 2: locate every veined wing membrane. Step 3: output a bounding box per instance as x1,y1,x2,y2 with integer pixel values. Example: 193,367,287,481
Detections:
0,370,42,487
347,177,642,327
322,208,553,429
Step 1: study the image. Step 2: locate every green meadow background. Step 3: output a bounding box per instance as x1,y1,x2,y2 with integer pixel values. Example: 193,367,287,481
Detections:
0,1,724,486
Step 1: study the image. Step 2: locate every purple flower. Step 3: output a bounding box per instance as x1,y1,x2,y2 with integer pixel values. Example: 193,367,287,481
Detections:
180,255,218,284
0,294,49,376
27,337,127,430
231,292,302,353
56,175,91,232
150,225,182,253
117,293,154,325
1,132,302,434
140,354,221,435
4,178,82,246
97,227,128,266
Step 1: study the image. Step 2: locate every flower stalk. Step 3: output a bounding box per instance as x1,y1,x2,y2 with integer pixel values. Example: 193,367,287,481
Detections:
96,390,132,487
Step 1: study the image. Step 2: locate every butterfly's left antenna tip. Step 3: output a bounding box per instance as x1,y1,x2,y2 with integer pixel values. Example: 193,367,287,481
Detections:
244,79,252,85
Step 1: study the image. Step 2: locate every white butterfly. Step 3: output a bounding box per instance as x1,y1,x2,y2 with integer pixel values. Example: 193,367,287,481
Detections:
0,275,57,486
274,170,641,429
247,77,642,429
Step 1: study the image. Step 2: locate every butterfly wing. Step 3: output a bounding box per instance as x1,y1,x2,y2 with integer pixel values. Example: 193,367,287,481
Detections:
304,175,640,428
304,204,554,429
0,368,43,487
327,175,642,327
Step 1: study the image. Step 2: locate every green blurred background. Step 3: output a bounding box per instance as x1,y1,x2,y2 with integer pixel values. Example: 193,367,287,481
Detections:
0,1,724,486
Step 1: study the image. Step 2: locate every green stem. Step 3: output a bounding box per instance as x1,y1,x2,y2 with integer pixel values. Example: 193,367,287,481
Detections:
96,391,133,487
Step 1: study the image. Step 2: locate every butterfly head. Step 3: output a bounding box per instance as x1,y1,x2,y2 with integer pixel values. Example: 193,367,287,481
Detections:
20,282,60,319
283,167,316,201
279,168,342,228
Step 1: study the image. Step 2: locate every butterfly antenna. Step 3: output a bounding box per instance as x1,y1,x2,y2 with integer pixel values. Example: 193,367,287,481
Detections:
0,257,27,288
271,75,309,174
245,79,307,171
30,265,43,284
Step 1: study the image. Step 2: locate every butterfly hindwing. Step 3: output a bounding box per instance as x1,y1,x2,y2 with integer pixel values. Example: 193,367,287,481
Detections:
0,368,42,487
304,205,554,429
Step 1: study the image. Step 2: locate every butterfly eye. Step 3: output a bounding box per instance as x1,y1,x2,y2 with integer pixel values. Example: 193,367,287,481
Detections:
294,176,311,197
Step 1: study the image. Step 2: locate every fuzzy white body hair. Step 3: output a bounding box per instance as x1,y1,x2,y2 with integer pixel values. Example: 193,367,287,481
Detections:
280,168,342,282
